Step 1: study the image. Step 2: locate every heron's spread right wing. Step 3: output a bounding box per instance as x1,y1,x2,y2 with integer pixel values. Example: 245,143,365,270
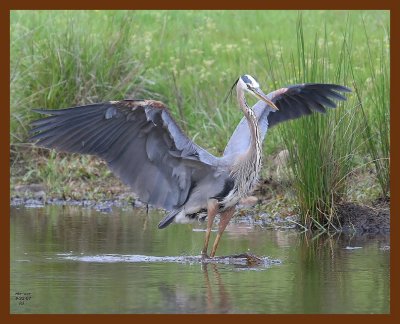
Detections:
30,100,219,210
223,83,351,157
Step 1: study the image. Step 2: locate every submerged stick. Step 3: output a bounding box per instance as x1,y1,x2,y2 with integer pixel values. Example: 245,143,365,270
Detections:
202,252,264,266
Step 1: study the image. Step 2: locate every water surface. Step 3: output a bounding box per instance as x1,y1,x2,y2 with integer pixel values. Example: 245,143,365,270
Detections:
10,205,390,313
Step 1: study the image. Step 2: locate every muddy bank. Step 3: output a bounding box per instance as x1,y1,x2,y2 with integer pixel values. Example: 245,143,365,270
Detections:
337,199,390,235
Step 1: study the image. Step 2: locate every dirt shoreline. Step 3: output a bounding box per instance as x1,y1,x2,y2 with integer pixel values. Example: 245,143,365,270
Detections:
10,194,390,236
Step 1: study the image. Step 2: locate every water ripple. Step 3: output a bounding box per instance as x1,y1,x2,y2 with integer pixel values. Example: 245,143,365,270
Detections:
58,253,281,268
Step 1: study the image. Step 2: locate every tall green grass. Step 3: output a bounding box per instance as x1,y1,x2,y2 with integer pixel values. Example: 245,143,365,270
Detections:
264,14,373,229
10,11,149,146
11,11,389,150
348,18,390,199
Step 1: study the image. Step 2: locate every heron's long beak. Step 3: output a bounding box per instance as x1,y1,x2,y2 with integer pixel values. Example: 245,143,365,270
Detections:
252,88,279,110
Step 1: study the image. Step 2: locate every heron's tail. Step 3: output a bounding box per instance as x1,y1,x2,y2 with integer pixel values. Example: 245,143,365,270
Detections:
158,208,182,229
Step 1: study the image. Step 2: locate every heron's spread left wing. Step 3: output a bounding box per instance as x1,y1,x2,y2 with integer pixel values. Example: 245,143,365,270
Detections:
223,83,351,158
266,83,351,128
30,100,219,210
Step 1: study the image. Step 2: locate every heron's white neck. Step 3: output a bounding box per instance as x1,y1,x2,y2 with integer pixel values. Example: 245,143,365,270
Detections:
236,86,261,154
230,85,262,195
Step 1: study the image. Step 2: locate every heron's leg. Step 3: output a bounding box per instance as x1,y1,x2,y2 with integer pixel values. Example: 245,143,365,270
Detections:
210,207,235,258
201,199,219,258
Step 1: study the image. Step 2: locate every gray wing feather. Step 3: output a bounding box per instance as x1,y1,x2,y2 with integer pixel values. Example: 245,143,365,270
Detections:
223,83,351,157
30,100,219,210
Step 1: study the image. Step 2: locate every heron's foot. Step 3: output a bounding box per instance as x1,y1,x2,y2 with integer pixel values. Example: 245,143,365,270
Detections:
201,250,210,260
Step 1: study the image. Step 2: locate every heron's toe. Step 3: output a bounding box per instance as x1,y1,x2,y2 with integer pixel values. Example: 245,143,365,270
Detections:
201,251,210,259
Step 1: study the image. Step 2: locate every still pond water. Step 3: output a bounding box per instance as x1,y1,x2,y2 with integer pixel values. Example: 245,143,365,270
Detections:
10,205,390,314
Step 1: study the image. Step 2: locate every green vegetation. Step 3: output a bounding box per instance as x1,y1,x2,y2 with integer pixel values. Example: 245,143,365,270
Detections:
266,14,363,229
10,10,390,229
350,19,390,199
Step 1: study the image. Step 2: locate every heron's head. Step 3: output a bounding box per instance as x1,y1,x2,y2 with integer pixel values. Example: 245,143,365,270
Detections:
237,74,279,110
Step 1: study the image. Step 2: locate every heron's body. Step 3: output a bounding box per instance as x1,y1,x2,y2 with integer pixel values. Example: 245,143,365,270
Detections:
171,135,261,226
30,75,350,257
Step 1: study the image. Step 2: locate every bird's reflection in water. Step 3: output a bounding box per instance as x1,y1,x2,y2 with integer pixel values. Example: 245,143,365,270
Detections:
157,263,232,314
202,263,231,313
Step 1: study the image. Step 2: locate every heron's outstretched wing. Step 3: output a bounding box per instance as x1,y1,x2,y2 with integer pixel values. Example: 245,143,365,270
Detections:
223,84,351,158
30,100,219,210
266,84,351,127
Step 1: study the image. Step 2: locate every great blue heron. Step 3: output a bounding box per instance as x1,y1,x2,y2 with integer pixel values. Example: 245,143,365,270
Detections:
30,75,350,257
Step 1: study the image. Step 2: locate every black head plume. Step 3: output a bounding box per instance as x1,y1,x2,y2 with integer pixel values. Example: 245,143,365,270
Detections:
223,77,240,104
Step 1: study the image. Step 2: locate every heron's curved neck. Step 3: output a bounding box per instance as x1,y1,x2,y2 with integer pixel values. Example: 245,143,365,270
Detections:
228,84,262,197
236,86,260,152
